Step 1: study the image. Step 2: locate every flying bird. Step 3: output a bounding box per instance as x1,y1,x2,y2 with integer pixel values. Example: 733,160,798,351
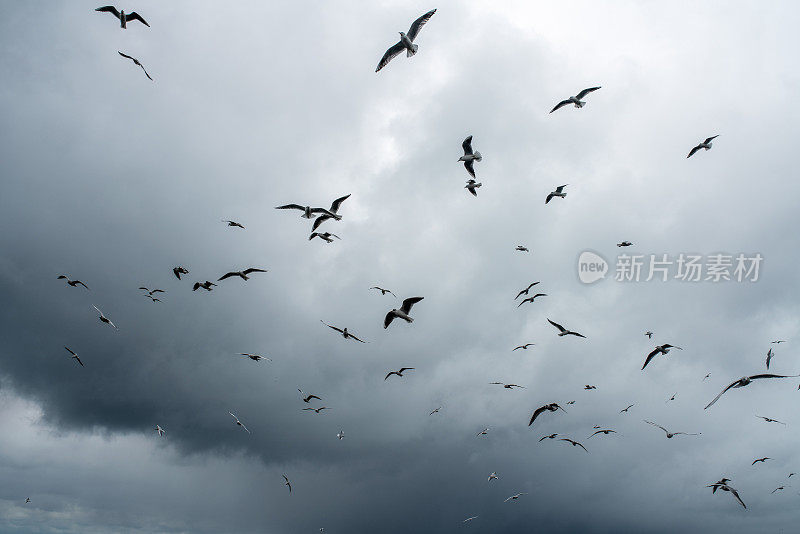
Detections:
515,245,529,252
458,136,482,178
772,340,787,344
311,194,351,231
545,184,568,204
642,344,683,370
528,403,566,427
95,6,149,28
275,203,337,219
517,294,547,307
550,87,601,113
64,346,84,367
228,412,250,434
687,135,719,158
476,428,489,437
309,232,340,243
766,348,775,369
117,51,152,80
488,472,499,482
320,321,366,343
92,305,116,328
514,282,540,300
282,474,292,493
706,479,746,509
512,343,535,351
547,318,586,338
302,407,330,413
703,373,711,381
173,266,189,279
239,353,271,362
375,9,437,72
57,275,89,289
370,286,396,297
463,516,478,523
559,438,588,452
617,241,633,247
222,219,245,229
584,385,597,390
645,331,653,339
771,486,788,494
25,497,30,504
490,382,525,389
644,420,700,439
192,280,216,291
337,430,345,440
465,179,482,196
299,390,322,403
383,296,424,329
665,393,677,403
589,429,617,438
756,416,786,425
385,367,415,380
154,425,165,437
539,433,558,442
139,287,165,296
619,404,634,413
566,400,576,405
429,406,441,416
705,374,799,409
218,268,268,281
752,457,770,465
504,493,528,502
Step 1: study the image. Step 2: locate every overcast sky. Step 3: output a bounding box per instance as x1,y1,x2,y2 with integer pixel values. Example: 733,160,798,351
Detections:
2,1,800,532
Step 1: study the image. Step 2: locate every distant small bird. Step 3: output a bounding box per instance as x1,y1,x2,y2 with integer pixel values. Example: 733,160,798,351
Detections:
756,415,786,425
528,403,566,427
504,492,528,502
476,428,489,437
644,420,700,439
192,280,217,291
559,438,588,452
95,5,149,28
589,429,617,438
789,473,795,478
766,348,775,369
566,400,576,405
173,266,189,279
752,457,770,465
228,412,250,434
299,390,321,403
490,382,525,389
309,232,340,243
517,294,547,307
64,346,84,367
92,305,117,329
117,51,152,80
703,373,711,381
665,393,677,403
515,282,540,300
771,486,788,494
463,516,478,523
385,367,415,380
539,433,558,442
550,87,601,113
336,430,344,440
545,184,568,204
282,474,292,493
429,406,441,416
705,374,799,409
617,241,633,247
706,479,746,508
143,294,161,303
370,286,396,297
515,245,529,252
57,275,89,289
303,406,330,413
375,9,437,72
465,179,482,196
512,343,535,351
384,296,424,329
547,318,586,338
222,219,245,229
25,497,30,504
458,136,482,178
584,385,597,390
320,321,366,343
488,472,499,482
619,404,634,413
139,287,165,296
239,353,271,362
218,268,268,281
642,344,683,370
154,425,165,437
311,194,351,231
645,331,653,339
687,135,719,158
772,340,787,344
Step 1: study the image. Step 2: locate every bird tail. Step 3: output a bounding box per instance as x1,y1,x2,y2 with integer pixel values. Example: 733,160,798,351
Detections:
474,151,482,161
405,316,414,323
575,101,585,108
407,44,418,57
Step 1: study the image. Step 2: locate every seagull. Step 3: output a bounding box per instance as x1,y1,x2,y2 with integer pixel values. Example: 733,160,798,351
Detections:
299,390,321,403
547,318,586,338
336,430,344,440
687,135,719,158
429,406,441,415
302,406,330,413
282,474,292,493
463,516,478,523
222,219,245,229
239,353,271,362
154,425,165,437
385,367,415,380
309,232,340,243
644,420,700,439
490,382,525,389
139,287,165,296
375,9,437,72
645,331,653,339
383,296,424,329
752,457,770,465
771,486,788,494
772,340,787,344
617,241,633,247
559,438,588,452
504,493,528,502
488,472,499,482
275,203,337,219
192,280,216,291
705,374,799,409
517,294,547,307
703,373,711,381
619,404,634,413
370,286,397,297
545,184,568,204
584,385,597,390
515,245,529,252
465,179,482,196
95,6,149,28
642,344,683,370
512,343,535,351
311,194,351,231
566,400,576,405
320,321,366,343
228,412,250,434
173,266,189,280
589,429,617,438
539,433,558,442
756,416,786,425
218,268,268,281
64,346,84,367
143,294,161,303
57,275,89,289
790,473,796,478
528,403,566,427
476,428,489,437
665,393,677,403
766,348,775,369
550,87,601,113
458,136,482,178
92,305,116,328
117,51,152,80
706,480,746,508
515,282,540,300
25,497,30,504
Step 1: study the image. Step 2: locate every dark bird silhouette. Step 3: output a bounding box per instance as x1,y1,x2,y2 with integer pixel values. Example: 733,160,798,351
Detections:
222,219,245,229
370,286,396,297
320,321,366,343
375,9,437,72
192,280,216,291
95,6,149,28
528,403,566,427
539,433,558,442
559,438,588,452
550,87,601,113
173,266,189,279
385,367,415,380
705,374,799,409
64,346,84,367
512,343,535,351
752,457,770,465
547,318,586,338
57,275,89,289
282,474,292,493
311,194,351,231
218,268,268,281
517,294,547,307
384,297,424,329
687,135,719,158
117,51,152,80
514,282,540,300
642,344,683,370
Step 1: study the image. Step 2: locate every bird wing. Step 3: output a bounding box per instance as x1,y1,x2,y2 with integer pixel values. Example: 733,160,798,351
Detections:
547,319,567,333
328,194,351,213
467,184,478,196
321,321,344,334
704,135,719,144
463,159,475,178
550,99,572,113
311,214,331,231
400,296,424,314
376,41,405,72
140,64,153,80
307,395,321,401
517,298,531,308
704,379,741,409
642,348,660,370
126,12,149,26
575,441,588,452
555,185,567,193
64,346,76,356
275,204,306,211
514,289,527,300
406,9,436,41
728,487,746,508
383,311,396,329
95,6,121,18
349,334,366,343
545,192,555,204
92,305,102,314
462,135,474,155
151,289,165,294
218,272,240,281
399,367,415,373
242,268,268,275
644,420,669,434
192,283,200,291
528,406,547,426
576,86,601,99
173,269,182,279
687,145,702,158
512,346,522,351
118,51,135,61
750,373,797,380
384,371,397,380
